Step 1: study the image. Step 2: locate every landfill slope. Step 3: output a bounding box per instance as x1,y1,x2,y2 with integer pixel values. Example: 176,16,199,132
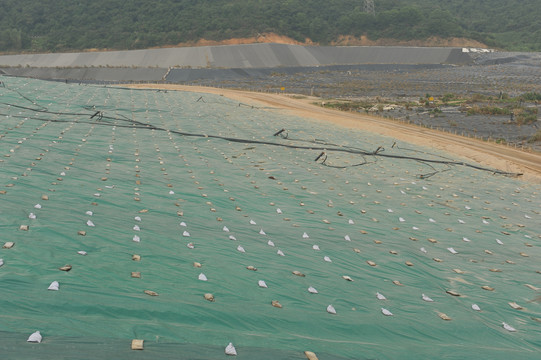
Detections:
3,67,168,82
0,77,540,359
0,43,471,69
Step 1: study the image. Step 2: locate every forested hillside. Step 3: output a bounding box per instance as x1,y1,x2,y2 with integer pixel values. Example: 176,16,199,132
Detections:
0,0,539,53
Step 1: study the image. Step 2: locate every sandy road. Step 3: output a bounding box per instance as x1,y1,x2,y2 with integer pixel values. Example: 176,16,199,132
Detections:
125,84,541,183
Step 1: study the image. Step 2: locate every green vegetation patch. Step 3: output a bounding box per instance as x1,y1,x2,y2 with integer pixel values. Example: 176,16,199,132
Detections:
320,100,374,111
515,107,539,125
521,92,541,101
466,105,511,116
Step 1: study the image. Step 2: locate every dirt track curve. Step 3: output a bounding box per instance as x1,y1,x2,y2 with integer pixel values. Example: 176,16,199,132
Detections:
125,84,541,183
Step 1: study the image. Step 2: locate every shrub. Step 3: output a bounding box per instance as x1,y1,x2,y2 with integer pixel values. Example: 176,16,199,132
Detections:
468,94,488,103
516,107,538,125
527,129,541,143
442,93,456,103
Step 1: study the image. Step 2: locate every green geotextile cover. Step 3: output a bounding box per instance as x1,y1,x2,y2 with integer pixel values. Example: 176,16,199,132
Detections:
0,76,540,359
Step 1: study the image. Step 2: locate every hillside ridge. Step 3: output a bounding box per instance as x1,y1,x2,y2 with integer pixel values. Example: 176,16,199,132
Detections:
1,0,539,53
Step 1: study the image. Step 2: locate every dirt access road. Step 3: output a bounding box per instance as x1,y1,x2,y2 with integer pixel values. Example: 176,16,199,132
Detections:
125,84,541,183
